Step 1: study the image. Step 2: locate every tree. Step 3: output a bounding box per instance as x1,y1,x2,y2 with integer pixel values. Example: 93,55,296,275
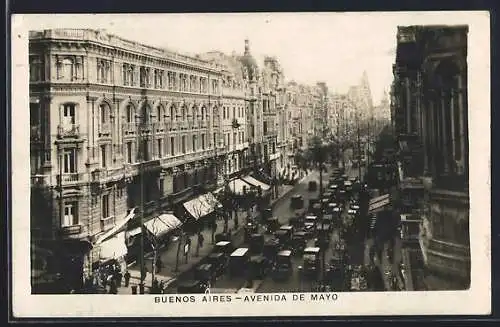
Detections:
144,218,161,287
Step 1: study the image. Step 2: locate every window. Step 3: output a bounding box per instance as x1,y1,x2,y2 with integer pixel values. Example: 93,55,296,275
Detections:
62,202,78,227
97,59,109,83
60,58,74,81
63,149,76,173
102,194,110,219
182,106,187,121
201,133,205,150
233,107,236,119
29,56,43,81
62,103,76,126
263,121,268,134
122,64,128,85
141,140,149,161
213,133,217,148
126,105,134,123
126,142,133,163
233,132,237,146
192,135,197,152
100,103,109,124
170,106,176,121
170,137,175,155
100,144,107,168
157,139,163,158
182,136,186,154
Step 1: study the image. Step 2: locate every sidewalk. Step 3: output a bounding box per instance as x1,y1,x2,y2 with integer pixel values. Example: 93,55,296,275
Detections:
118,176,307,294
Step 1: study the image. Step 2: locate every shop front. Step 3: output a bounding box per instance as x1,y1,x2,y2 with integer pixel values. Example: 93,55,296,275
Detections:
182,192,222,233
98,231,128,275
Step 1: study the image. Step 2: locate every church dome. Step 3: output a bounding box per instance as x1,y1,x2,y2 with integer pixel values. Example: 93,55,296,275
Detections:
238,39,259,80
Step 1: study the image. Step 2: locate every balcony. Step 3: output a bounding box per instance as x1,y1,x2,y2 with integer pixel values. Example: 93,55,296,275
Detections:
91,167,124,184
235,142,249,151
101,216,115,232
59,224,82,237
57,124,80,139
57,173,83,185
31,174,50,187
98,122,112,137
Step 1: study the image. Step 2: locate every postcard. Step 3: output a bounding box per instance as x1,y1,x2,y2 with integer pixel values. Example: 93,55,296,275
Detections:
11,11,491,318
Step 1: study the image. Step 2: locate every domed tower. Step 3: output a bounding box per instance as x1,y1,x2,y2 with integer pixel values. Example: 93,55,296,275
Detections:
239,39,259,82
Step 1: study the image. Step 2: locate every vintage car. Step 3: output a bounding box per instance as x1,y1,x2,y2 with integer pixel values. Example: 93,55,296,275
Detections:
213,241,234,257
214,232,232,244
321,214,334,231
206,252,228,277
302,247,321,278
262,208,273,221
275,227,293,249
304,215,318,229
272,250,293,280
194,263,216,284
229,248,250,277
291,231,307,255
263,238,280,263
177,280,209,294
244,221,259,242
249,233,265,255
308,198,321,212
249,255,270,279
290,194,305,210
266,217,281,234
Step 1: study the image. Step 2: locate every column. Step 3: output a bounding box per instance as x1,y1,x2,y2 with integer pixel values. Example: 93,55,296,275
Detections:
422,96,429,174
440,91,449,174
405,77,411,134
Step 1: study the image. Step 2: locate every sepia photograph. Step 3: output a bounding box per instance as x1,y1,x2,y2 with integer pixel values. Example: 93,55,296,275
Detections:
11,11,490,318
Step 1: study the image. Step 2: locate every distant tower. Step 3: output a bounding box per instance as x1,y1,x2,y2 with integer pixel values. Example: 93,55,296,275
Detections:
244,39,250,55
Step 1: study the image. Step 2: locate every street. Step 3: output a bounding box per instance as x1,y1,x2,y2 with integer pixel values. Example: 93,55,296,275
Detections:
162,165,388,294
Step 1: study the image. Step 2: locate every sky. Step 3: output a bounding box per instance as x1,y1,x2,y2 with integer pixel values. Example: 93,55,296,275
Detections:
20,12,479,106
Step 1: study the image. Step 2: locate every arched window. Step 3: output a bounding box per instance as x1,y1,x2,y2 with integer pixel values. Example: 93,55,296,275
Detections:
193,106,199,119
201,106,206,120
142,104,150,124
157,105,163,122
100,103,110,124
126,104,134,123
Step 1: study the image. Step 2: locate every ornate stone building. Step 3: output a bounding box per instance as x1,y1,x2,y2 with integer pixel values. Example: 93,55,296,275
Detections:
392,25,470,289
29,28,228,279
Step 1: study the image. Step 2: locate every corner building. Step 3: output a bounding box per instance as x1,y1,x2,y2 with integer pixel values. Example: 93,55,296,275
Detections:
29,29,230,279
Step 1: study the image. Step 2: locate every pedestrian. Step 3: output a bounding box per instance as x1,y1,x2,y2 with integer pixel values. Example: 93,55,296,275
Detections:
152,278,159,294
124,270,131,287
155,257,163,274
159,280,165,294
198,233,205,249
116,270,123,287
109,279,118,294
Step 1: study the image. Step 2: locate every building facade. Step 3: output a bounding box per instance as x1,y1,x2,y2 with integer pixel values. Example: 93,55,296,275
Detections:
29,28,235,279
392,25,470,289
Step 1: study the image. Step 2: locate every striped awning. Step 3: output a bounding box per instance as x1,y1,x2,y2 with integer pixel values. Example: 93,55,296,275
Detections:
241,176,270,191
368,194,390,214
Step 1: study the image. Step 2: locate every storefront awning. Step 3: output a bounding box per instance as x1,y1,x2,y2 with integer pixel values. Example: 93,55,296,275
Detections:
241,176,270,191
368,194,390,214
144,213,182,237
184,193,222,220
228,178,252,195
95,208,136,245
99,232,128,261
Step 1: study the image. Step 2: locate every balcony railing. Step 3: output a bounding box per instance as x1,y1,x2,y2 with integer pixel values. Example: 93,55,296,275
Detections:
99,122,112,137
57,172,82,185
59,224,82,236
57,124,80,139
31,174,50,186
123,122,136,135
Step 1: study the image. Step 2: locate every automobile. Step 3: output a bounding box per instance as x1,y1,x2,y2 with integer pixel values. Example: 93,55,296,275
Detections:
311,203,322,215
290,194,304,210
266,217,280,234
321,214,334,231
263,238,280,263
323,191,333,201
291,231,307,255
229,248,250,277
308,198,321,212
249,233,265,255
288,216,302,229
244,221,259,242
194,263,216,285
262,208,273,220
249,255,270,279
347,208,358,216
308,180,318,192
214,232,232,244
303,247,321,278
213,241,234,257
350,204,360,211
276,225,293,248
273,250,293,280
206,252,228,277
303,224,315,238
177,280,209,294
304,215,318,229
